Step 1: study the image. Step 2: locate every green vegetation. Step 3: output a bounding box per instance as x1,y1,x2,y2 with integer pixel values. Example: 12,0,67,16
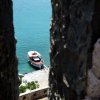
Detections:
19,81,39,93
19,85,27,93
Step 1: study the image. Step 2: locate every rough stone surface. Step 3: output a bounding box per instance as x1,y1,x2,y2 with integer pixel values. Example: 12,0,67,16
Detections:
86,39,100,100
87,69,100,98
0,0,19,100
49,0,100,100
92,39,100,78
0,0,100,100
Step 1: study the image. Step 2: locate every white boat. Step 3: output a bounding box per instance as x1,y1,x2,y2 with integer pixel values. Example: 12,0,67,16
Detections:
27,51,44,69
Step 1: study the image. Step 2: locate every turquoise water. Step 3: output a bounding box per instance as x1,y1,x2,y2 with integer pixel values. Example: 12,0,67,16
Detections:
13,0,51,74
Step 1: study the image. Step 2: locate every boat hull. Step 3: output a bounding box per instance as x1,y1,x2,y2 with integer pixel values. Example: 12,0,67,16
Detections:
27,51,44,69
28,59,43,69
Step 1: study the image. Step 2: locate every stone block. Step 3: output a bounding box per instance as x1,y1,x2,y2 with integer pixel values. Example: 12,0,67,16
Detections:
87,69,100,98
92,39,100,78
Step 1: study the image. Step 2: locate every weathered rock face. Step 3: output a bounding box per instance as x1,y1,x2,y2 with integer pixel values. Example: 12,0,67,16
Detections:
92,39,100,78
0,0,19,100
49,0,100,100
86,39,100,99
87,69,100,98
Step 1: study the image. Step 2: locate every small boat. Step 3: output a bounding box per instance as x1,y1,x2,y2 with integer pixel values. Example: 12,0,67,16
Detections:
27,51,44,69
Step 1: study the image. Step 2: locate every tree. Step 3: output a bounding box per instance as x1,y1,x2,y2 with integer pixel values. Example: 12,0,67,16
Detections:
0,0,19,100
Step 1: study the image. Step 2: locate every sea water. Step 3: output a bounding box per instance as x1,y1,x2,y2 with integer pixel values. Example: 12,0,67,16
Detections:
13,0,51,74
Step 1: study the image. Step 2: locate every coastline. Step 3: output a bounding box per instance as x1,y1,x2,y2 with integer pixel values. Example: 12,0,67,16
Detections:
19,67,49,99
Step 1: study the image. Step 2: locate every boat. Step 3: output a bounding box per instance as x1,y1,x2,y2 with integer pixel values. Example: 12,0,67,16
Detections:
27,51,44,69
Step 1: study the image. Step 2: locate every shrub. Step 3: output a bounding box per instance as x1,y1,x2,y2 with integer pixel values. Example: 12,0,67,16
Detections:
26,81,37,90
19,81,39,93
19,85,27,93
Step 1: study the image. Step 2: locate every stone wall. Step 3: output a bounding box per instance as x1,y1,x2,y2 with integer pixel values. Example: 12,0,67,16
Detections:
86,39,100,100
0,0,100,100
19,87,49,100
0,0,18,100
49,0,100,100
